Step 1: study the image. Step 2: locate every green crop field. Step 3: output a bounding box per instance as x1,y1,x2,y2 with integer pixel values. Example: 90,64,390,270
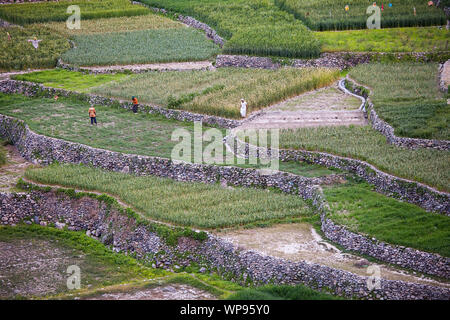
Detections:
25,163,312,229
0,0,149,25
139,0,321,58
0,93,220,159
0,92,337,177
60,28,220,66
323,183,450,257
92,67,340,118
275,0,446,31
12,69,131,93
316,26,450,53
279,125,450,192
0,25,70,71
349,62,449,140
34,13,184,36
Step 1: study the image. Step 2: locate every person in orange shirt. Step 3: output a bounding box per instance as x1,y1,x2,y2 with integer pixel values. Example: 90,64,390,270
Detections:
88,105,97,125
132,96,139,114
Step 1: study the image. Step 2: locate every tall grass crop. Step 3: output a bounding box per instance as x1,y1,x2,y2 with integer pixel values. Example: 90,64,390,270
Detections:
34,13,184,36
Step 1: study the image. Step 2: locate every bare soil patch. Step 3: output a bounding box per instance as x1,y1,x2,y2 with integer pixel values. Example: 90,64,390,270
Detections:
240,84,366,130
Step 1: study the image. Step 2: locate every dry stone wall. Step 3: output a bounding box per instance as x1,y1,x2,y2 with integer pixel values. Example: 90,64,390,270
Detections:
1,189,449,300
0,112,449,279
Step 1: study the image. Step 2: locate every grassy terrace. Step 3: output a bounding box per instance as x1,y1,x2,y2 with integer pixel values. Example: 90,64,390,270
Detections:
316,26,450,53
92,67,340,118
323,182,450,258
279,125,450,192
349,62,449,140
0,92,337,177
35,13,185,36
139,0,321,58
0,224,252,299
25,164,312,229
275,0,446,31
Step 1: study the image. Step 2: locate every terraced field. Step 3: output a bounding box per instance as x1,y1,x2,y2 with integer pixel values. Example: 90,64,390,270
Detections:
275,0,446,30
0,0,449,304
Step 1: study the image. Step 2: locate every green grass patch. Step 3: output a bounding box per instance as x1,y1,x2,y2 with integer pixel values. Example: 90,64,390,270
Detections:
323,183,450,257
0,25,70,71
24,163,312,229
279,125,450,192
349,62,449,140
0,0,149,25
12,69,131,93
92,67,340,118
316,26,450,53
34,12,184,36
61,28,220,66
275,0,446,31
227,284,339,300
139,0,321,58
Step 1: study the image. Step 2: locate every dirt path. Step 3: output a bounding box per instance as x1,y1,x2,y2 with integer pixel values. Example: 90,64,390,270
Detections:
216,223,450,289
239,84,367,130
80,61,214,73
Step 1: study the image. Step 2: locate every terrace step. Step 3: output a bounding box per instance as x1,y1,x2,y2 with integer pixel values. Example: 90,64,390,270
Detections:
240,110,367,129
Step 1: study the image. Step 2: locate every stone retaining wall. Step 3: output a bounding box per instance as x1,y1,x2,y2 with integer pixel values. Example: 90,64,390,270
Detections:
1,112,449,279
131,1,225,47
0,79,239,129
216,52,450,71
1,189,449,300
344,77,450,151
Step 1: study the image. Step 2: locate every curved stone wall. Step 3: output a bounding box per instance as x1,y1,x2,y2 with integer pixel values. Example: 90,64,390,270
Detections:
1,189,449,300
1,112,449,279
344,77,450,151
0,79,239,129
